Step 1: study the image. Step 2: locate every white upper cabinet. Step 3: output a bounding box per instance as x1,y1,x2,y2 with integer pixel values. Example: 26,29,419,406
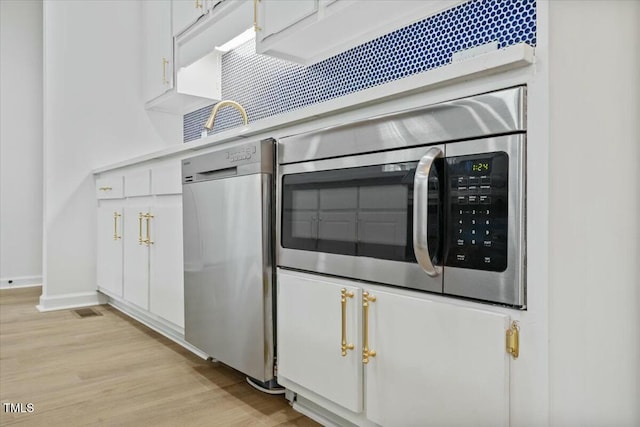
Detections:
142,0,173,103
142,0,251,114
258,0,317,40
256,0,465,65
172,0,207,37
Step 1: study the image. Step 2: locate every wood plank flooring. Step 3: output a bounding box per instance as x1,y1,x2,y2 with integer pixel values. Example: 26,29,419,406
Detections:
0,287,319,426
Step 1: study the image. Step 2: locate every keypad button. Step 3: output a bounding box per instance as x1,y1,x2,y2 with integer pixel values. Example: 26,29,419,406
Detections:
458,186,467,194
458,219,463,225
471,229,476,235
485,230,490,236
458,196,467,205
468,195,478,204
456,254,466,261
468,177,480,186
471,239,476,245
467,186,478,195
480,177,491,185
453,177,468,187
480,186,491,195
483,240,492,247
457,239,464,246
471,219,476,225
480,196,491,204
485,219,490,225
458,228,463,234
484,257,491,264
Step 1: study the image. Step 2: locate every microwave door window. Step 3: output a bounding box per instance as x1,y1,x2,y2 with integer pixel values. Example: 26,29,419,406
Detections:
281,163,420,262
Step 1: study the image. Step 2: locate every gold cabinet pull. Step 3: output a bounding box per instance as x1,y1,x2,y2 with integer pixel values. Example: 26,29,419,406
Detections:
99,186,112,191
341,288,355,356
506,321,520,359
253,0,262,32
143,213,154,246
195,0,203,9
113,212,121,240
138,212,144,245
362,292,376,364
162,57,169,85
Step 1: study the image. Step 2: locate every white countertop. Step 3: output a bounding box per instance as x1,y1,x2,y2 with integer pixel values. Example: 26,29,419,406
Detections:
93,43,534,174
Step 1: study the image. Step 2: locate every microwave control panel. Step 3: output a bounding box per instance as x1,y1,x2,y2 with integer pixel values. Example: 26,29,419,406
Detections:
445,152,508,272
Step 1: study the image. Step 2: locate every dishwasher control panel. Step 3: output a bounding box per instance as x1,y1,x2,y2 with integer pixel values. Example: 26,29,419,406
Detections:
182,139,274,184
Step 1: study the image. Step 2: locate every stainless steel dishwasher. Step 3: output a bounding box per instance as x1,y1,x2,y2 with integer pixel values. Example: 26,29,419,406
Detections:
182,139,276,387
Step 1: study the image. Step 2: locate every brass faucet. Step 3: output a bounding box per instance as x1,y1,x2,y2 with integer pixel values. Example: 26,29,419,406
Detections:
203,100,248,131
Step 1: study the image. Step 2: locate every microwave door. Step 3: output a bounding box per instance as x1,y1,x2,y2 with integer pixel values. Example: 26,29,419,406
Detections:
413,147,445,282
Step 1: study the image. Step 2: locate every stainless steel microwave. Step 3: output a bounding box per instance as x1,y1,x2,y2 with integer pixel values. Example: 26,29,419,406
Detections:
276,87,526,307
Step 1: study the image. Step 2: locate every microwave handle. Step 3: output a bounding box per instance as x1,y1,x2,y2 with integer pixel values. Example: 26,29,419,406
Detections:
413,147,443,277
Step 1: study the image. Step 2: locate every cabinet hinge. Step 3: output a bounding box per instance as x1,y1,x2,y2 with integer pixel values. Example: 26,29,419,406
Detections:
506,321,520,359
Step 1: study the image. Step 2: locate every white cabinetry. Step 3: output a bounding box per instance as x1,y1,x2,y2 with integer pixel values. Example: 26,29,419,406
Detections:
96,162,185,330
278,274,363,412
96,206,124,298
256,0,465,65
142,0,173,103
142,0,252,114
277,269,511,426
172,0,207,37
149,203,184,327
123,206,151,310
123,203,184,328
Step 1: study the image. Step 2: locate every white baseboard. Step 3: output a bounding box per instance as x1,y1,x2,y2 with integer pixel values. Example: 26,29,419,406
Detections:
36,291,108,312
106,295,209,360
0,276,42,289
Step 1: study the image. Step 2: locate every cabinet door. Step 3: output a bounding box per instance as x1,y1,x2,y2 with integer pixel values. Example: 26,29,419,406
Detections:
365,290,510,427
97,207,123,297
258,0,317,42
142,0,173,102
149,203,185,327
123,207,150,310
172,0,205,37
277,270,363,413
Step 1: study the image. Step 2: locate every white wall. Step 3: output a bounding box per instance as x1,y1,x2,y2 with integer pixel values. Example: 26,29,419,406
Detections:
40,0,181,309
548,1,640,425
0,0,43,288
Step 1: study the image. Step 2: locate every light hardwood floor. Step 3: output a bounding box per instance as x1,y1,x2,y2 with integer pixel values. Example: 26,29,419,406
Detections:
0,287,319,426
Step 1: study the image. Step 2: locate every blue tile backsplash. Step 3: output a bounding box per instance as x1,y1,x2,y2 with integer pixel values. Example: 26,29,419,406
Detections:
184,0,536,142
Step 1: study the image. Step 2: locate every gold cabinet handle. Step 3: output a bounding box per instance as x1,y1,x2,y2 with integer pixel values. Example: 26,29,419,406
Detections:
195,0,203,9
362,292,376,364
113,212,121,240
341,288,355,356
138,212,144,245
162,57,169,85
143,213,154,246
99,186,112,191
253,0,262,32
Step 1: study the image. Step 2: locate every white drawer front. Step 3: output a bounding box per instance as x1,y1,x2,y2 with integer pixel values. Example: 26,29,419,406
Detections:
96,176,124,199
152,162,182,195
124,169,151,197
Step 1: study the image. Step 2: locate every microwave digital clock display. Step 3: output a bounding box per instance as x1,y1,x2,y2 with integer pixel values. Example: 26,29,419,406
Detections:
461,159,492,175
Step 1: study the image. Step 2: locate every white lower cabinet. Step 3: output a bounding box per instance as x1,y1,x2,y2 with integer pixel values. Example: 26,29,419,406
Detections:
123,202,184,327
278,273,363,413
96,206,124,297
277,269,511,427
149,204,184,327
123,206,151,310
